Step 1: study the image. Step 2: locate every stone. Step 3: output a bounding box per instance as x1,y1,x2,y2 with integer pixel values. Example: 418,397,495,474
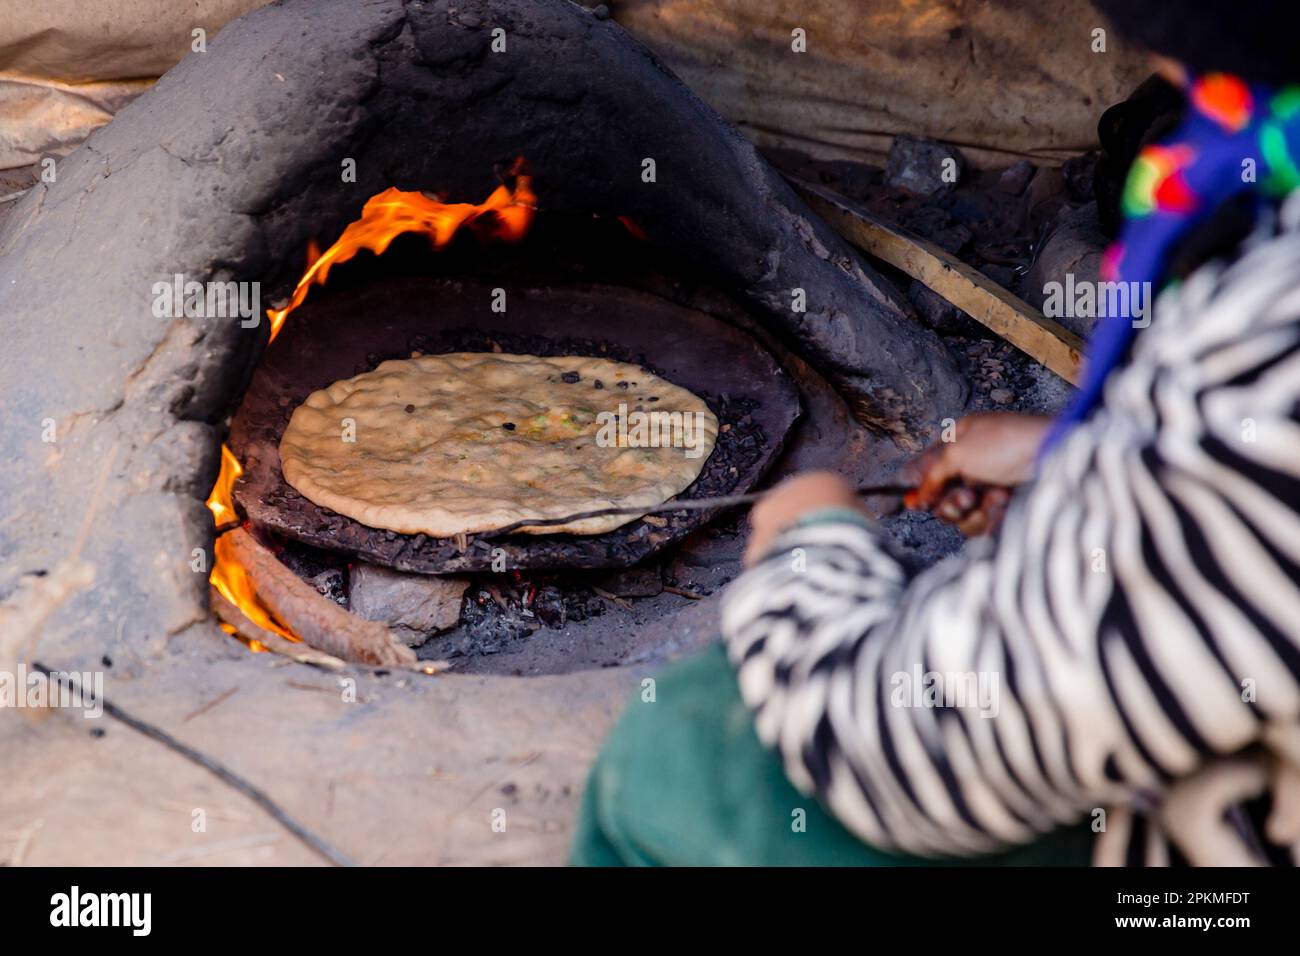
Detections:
886,135,967,196
998,159,1035,195
347,564,470,646
1022,202,1107,339
989,387,1015,405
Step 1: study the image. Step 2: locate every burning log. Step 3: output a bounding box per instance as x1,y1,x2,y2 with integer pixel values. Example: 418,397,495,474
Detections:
218,529,416,669
209,588,346,672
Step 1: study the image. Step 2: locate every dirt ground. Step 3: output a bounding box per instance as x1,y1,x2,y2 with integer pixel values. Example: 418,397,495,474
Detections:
0,625,672,866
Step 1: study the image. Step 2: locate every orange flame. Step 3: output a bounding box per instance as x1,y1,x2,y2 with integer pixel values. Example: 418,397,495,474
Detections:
206,443,242,528
267,168,536,341
206,445,292,649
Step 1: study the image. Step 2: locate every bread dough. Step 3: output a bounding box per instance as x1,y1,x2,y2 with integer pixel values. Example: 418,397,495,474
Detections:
278,353,719,536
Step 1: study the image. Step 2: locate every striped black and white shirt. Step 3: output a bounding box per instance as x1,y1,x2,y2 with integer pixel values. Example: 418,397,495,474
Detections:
721,207,1300,863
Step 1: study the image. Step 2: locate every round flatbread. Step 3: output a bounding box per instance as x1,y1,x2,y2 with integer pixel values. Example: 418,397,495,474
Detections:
278,352,719,536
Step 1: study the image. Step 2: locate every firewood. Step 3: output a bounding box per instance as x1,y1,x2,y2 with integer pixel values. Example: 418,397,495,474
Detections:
210,587,346,672
662,584,706,601
791,178,1084,385
219,529,416,668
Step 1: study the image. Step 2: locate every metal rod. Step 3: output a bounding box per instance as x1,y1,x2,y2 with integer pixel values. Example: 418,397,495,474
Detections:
481,481,914,538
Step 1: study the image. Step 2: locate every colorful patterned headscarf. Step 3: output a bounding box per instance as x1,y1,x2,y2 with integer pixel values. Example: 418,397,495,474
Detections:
1042,73,1300,451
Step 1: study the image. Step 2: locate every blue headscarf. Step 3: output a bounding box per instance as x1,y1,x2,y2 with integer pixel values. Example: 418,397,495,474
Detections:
1042,73,1300,453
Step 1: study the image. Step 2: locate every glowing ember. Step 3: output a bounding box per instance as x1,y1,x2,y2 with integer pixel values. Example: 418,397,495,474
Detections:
267,164,536,341
616,215,647,240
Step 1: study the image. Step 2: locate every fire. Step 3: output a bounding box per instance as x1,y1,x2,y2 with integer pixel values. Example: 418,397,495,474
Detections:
211,163,538,648
206,445,292,649
267,165,536,341
206,443,243,528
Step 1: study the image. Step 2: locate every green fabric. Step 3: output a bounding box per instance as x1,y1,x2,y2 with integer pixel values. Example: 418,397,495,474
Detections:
792,506,875,531
571,643,1095,866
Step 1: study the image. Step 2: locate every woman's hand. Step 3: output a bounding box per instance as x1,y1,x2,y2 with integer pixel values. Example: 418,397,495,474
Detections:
740,413,1050,561
743,472,864,567
906,412,1051,536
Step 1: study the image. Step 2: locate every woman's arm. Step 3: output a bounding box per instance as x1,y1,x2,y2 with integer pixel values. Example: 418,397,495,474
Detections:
721,239,1300,856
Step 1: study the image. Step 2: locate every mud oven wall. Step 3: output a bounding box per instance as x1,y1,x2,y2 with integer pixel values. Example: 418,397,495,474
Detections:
0,0,964,669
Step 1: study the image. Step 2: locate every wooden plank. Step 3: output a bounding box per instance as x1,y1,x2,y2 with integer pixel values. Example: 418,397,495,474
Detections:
791,178,1083,385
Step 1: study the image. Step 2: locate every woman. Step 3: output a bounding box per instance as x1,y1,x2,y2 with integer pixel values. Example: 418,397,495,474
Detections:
572,0,1300,866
